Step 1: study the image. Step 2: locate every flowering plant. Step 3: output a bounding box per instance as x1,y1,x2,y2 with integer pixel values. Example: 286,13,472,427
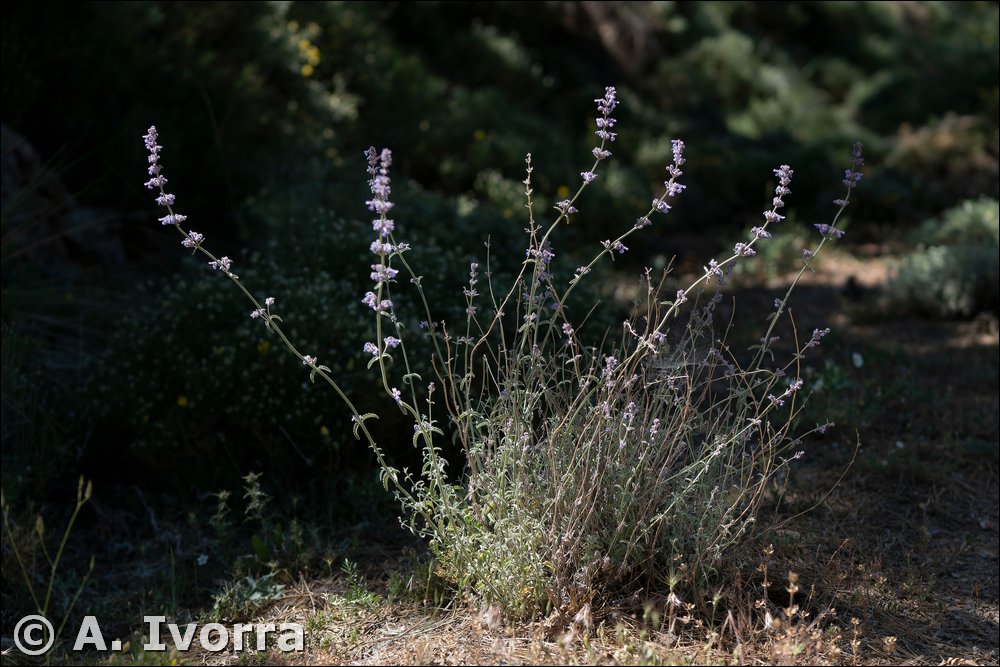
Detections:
142,87,862,617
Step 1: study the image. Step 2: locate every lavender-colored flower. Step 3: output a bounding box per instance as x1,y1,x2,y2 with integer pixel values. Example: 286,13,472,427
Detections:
159,213,187,226
759,164,794,222
842,142,864,186
562,322,575,337
372,218,395,237
773,298,782,310
601,239,627,254
265,297,275,307
592,147,611,160
209,256,232,272
802,249,814,261
143,126,160,152
539,240,555,264
675,289,688,305
370,264,399,285
390,387,402,405
363,342,379,356
595,87,618,115
181,232,204,251
788,378,804,394
526,239,555,275
768,393,785,407
361,291,393,313
805,327,831,349
602,355,618,380
155,193,176,207
734,242,756,257
250,308,264,319
671,139,686,167
594,86,618,143
145,175,168,189
594,131,616,146
774,165,793,187
302,355,317,366
655,140,688,209
384,336,401,349
815,223,845,239
370,240,394,256
364,147,395,214
707,258,724,284
367,197,393,215
664,181,686,198
581,171,597,184
555,200,578,215
751,226,771,239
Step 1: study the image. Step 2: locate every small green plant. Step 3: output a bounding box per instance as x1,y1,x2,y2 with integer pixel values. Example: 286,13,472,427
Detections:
242,471,270,525
209,489,232,535
207,471,314,575
1,476,95,660
337,558,383,607
140,88,862,619
209,571,286,623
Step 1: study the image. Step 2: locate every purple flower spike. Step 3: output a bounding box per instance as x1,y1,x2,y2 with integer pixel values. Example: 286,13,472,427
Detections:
842,142,864,186
671,139,685,167
593,86,618,144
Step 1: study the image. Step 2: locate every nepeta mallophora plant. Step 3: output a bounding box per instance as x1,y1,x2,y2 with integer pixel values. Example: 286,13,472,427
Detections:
142,87,863,618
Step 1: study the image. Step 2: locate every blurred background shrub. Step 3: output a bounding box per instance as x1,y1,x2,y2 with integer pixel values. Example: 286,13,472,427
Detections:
887,198,999,319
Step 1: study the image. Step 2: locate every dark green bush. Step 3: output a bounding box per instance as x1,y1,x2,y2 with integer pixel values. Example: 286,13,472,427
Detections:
5,1,996,250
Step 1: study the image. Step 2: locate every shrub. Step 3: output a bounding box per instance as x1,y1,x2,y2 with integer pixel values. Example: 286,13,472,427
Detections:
912,197,999,247
887,198,999,319
139,88,862,618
